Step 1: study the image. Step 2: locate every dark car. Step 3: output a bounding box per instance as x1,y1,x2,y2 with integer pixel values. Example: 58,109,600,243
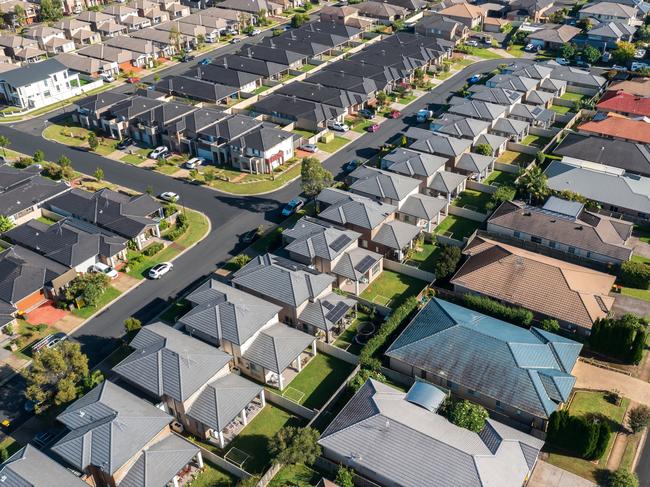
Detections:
117,137,133,150
181,54,195,62
358,109,374,119
343,159,360,173
241,228,259,244
198,58,211,65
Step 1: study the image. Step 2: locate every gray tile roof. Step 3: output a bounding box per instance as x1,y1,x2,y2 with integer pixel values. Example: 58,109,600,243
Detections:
492,117,529,136
155,75,238,103
53,381,171,475
317,188,396,230
475,133,508,152
510,64,553,80
0,164,70,219
432,113,491,139
374,220,421,250
489,74,538,93
509,103,555,124
386,298,581,418
0,58,67,87
539,77,566,93
298,292,356,332
410,133,472,158
187,373,262,431
332,247,382,281
180,279,280,346
0,444,88,487
448,100,508,122
588,21,636,39
382,148,447,178
277,81,367,109
429,170,467,193
117,433,198,487
456,152,496,174
114,322,232,403
544,64,606,88
233,254,335,308
399,193,447,221
469,87,523,106
230,126,295,153
319,378,544,487
243,323,314,373
525,90,554,106
250,94,345,124
283,216,360,261
195,63,262,88
349,166,421,202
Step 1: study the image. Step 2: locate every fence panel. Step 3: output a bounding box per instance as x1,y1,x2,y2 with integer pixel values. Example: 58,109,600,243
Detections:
466,180,497,194
383,259,435,283
317,341,360,365
264,389,316,420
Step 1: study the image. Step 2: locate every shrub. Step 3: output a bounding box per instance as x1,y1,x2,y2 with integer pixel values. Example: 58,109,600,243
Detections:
628,405,650,433
447,400,489,433
65,273,110,307
349,368,386,392
142,242,164,256
609,469,639,487
620,261,650,289
585,418,610,460
163,204,177,218
433,245,461,279
128,252,144,264
233,254,251,269
462,294,533,327
590,314,647,364
539,318,560,333
124,317,142,333
335,466,354,487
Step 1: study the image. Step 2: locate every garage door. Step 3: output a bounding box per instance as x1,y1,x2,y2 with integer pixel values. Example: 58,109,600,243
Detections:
16,290,45,312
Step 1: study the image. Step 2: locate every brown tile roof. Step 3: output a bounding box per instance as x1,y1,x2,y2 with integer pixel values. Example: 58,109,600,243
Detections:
437,2,483,18
579,115,650,144
608,78,650,97
451,236,616,330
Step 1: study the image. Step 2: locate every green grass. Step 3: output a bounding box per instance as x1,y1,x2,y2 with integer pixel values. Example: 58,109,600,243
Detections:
497,150,535,166
507,44,528,58
120,154,147,164
483,170,518,186
334,311,371,355
407,241,442,273
299,63,317,72
452,189,492,213
0,436,21,457
620,433,642,471
208,161,302,195
546,391,630,483
434,215,479,240
351,119,375,133
396,93,417,104
159,299,191,324
269,463,320,487
551,104,572,115
631,254,650,264
292,128,318,139
155,164,181,175
522,134,551,148
317,135,349,153
463,46,503,59
634,226,650,244
43,123,88,146
35,215,57,225
192,463,237,487
360,270,427,308
226,405,307,474
71,286,122,319
283,353,355,409
252,84,272,95
620,286,650,303
560,92,587,102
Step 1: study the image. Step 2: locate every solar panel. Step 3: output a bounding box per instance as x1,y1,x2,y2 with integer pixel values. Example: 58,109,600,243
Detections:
330,234,352,252
355,255,377,274
326,301,350,324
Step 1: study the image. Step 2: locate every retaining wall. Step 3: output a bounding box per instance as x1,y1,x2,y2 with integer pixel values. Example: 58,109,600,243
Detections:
383,259,435,283
435,234,466,247
494,161,524,174
529,126,558,138
506,141,538,155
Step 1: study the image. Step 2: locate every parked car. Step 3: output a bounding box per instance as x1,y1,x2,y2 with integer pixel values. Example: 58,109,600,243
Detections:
149,146,169,159
180,54,195,62
100,72,115,82
467,74,482,84
575,60,591,68
148,262,173,279
632,61,649,71
90,262,118,279
416,109,433,123
281,198,304,217
358,109,374,119
300,143,318,152
387,110,401,119
327,121,349,132
241,228,259,244
465,40,479,47
250,29,261,35
185,157,204,169
230,37,240,44
116,137,133,150
612,64,627,71
366,123,380,133
32,333,67,353
198,58,211,65
524,43,537,52
555,57,570,66
159,191,179,202
635,48,646,59
343,159,360,173
126,77,141,84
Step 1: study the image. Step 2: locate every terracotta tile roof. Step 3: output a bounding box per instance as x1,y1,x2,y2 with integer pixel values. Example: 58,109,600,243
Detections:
597,91,650,118
438,2,483,18
608,78,650,97
579,115,650,144
451,236,616,330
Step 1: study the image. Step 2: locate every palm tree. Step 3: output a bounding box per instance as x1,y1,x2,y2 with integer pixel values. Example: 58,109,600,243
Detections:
517,165,549,204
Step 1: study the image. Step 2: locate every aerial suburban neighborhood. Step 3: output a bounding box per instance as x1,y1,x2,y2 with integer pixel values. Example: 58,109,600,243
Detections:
1,0,650,485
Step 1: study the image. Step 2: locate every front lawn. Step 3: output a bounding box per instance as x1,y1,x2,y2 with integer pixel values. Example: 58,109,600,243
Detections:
507,44,528,58
207,161,302,195
452,189,492,213
71,286,122,319
43,123,87,146
120,153,147,165
252,84,271,95
292,128,317,139
396,93,417,104
434,215,479,240
269,464,320,487
360,270,427,308
620,286,650,303
351,119,375,133
317,135,349,153
282,353,355,409
462,46,503,59
155,163,181,175
483,170,518,187
192,463,237,487
497,150,535,166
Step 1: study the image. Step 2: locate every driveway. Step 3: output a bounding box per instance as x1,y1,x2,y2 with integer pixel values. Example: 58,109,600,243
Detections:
574,360,650,406
528,461,597,487
612,293,650,319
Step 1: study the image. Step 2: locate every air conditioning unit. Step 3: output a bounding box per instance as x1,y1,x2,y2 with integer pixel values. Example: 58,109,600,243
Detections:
171,421,184,433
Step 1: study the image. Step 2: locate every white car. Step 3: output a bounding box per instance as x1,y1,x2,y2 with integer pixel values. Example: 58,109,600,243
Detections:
635,48,646,59
555,57,570,66
250,29,261,35
612,64,627,71
525,43,537,52
91,262,118,279
149,146,169,159
327,121,349,132
159,191,179,202
100,73,115,82
465,40,479,47
148,262,173,279
185,157,204,169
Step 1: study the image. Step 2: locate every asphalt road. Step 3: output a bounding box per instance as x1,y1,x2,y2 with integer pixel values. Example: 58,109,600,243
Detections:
637,437,650,486
0,56,518,432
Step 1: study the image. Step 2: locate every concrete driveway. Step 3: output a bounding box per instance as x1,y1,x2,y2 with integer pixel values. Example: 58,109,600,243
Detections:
612,294,650,319
574,360,650,406
528,461,597,487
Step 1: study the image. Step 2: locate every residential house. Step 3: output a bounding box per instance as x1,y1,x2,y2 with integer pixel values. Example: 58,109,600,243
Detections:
73,91,131,128
455,152,496,182
216,0,283,16
196,62,262,92
428,169,468,204
0,445,89,487
155,19,204,46
490,117,530,142
95,19,129,39
381,147,448,188
606,77,650,98
55,52,118,76
156,74,238,104
52,380,204,487
409,133,473,166
76,10,112,29
142,5,170,24
597,91,650,119
508,103,555,128
130,26,178,54
0,0,38,27
0,35,41,62
487,74,538,98
53,18,97,43
4,218,128,272
386,298,582,431
319,379,544,487
47,188,162,249
105,35,159,62
474,132,508,156
469,86,523,109
165,2,191,18
319,5,372,29
545,64,606,94
306,70,378,99
24,26,74,55
526,24,580,50
104,4,138,22
397,192,448,233
554,132,650,177
435,2,484,28
507,0,555,22
347,165,422,209
415,15,468,42
320,58,402,92
578,115,650,145
430,113,491,143
0,164,69,224
122,14,153,31
277,81,367,115
579,2,637,24
262,35,331,60
212,54,289,81
448,100,508,127
355,1,408,23
544,158,650,223
228,126,295,174
191,113,264,164
249,94,345,132
524,89,555,107
450,235,616,333
78,43,147,70
487,197,633,265
539,77,566,96
239,43,306,69
585,21,636,49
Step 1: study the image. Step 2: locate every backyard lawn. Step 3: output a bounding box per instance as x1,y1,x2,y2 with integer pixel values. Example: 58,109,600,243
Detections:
434,215,479,241
192,463,236,487
551,104,572,115
452,189,492,213
483,170,518,187
522,134,551,148
226,405,306,474
282,353,355,409
497,150,535,166
269,463,320,487
360,270,427,308
560,92,587,103
334,310,373,355
407,240,441,273
317,135,349,153
546,390,630,483
71,286,122,319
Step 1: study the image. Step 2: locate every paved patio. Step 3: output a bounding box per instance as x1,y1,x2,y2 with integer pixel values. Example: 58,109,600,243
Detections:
25,302,67,326
574,360,650,406
528,461,596,487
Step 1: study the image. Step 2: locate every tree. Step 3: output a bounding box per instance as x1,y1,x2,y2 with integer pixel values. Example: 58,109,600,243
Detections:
65,273,110,307
237,477,260,487
153,73,161,84
196,33,205,49
614,41,636,65
270,426,322,465
203,166,216,183
609,469,639,487
620,261,650,290
547,8,566,24
13,4,26,26
474,143,492,156
561,43,576,60
448,400,489,433
82,369,104,392
540,318,560,333
57,155,71,167
24,341,89,411
434,245,461,279
336,466,354,487
349,368,386,392
517,165,549,204
638,24,650,42
169,25,182,54
486,185,516,211
93,167,104,182
0,135,10,157
628,405,650,433
590,314,647,364
33,149,44,163
124,317,142,334
0,447,8,462
583,45,601,65
291,12,309,27
39,0,63,22
233,253,251,269
0,215,13,232
301,157,333,197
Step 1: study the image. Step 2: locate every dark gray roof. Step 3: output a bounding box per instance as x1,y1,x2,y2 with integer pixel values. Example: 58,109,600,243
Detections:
305,70,378,96
489,74,538,93
75,91,130,113
195,63,262,88
233,253,335,308
475,133,508,152
319,379,544,487
470,87,522,106
332,247,382,281
509,103,555,123
261,36,330,57
213,54,287,78
299,292,356,332
321,59,402,91
187,373,262,431
492,117,529,136
0,445,88,487
431,113,491,139
0,165,70,219
114,322,232,403
588,21,636,38
544,64,606,88
349,166,421,202
196,113,262,142
525,90,554,106
0,58,67,87
456,152,496,174
448,100,508,122
386,298,582,418
374,220,421,250
242,323,314,373
238,42,306,66
179,278,281,346
250,94,344,123
400,193,447,220
382,148,447,178
53,381,172,475
229,126,295,153
429,170,467,193
277,81,367,109
317,188,396,230
410,134,472,158
155,75,238,103
283,216,361,261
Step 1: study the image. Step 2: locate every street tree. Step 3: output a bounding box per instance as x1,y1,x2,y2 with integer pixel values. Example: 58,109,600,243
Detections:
57,155,71,167
0,135,10,157
301,157,333,197
561,43,575,59
609,469,639,487
93,167,104,181
87,132,98,151
0,215,13,232
124,317,142,334
33,150,44,163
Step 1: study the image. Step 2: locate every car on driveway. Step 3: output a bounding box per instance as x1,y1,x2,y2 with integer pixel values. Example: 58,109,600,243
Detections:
358,109,374,119
91,262,118,279
524,43,537,52
366,123,380,132
185,157,204,169
230,37,240,44
343,159,360,173
300,143,318,152
198,58,211,65
241,228,259,244
117,137,133,150
467,74,482,84
159,191,179,202
250,29,261,35
386,110,401,119
555,57,570,66
32,333,67,353
465,40,478,47
327,121,349,132
281,198,304,217
148,262,173,279
180,54,195,62
149,146,169,159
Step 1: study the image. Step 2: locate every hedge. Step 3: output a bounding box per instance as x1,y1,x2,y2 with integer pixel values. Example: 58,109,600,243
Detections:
142,242,164,256
462,294,533,327
359,296,419,368
620,261,650,290
590,314,647,364
547,410,611,460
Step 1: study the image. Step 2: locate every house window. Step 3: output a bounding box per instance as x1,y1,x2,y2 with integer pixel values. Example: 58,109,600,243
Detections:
568,246,576,254
531,236,542,244
371,262,381,275
513,231,521,238
467,388,475,396
361,240,368,248
496,400,503,410
549,241,556,248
